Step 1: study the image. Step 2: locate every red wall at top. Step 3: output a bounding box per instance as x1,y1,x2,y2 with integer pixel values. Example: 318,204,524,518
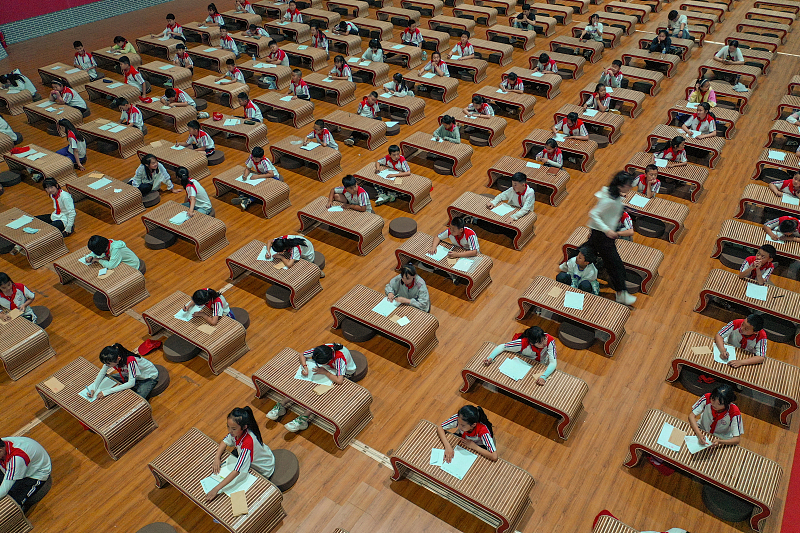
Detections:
0,0,104,25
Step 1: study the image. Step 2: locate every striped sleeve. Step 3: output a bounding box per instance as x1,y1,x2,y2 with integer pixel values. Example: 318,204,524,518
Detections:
302,348,314,358
441,414,459,430
358,190,370,207
761,265,774,281
333,357,346,376
765,218,781,230
212,299,225,316
717,321,735,343
553,151,563,165
400,160,410,172
128,359,139,379
466,232,480,252
730,414,744,436
291,246,301,260
755,337,767,359
578,124,588,136
233,447,251,472
479,427,496,452
502,339,523,353
4,456,26,481
691,395,708,416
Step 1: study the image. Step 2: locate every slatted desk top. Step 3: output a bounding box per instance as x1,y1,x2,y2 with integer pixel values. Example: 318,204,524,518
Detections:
263,20,312,44
0,496,32,533
736,18,790,41
220,9,263,28
726,31,781,52
712,218,800,264
201,114,269,153
623,190,689,243
440,106,507,147
572,23,623,49
187,46,237,73
352,162,432,214
0,207,70,269
282,42,330,71
452,4,498,26
625,152,708,202
668,99,739,140
212,166,291,219
297,197,385,256
37,62,91,93
579,82,645,118
487,155,570,206
85,79,143,106
2,144,77,186
738,181,800,219
529,49,586,79
429,15,477,34
92,48,142,69
141,200,229,261
304,72,356,106
749,148,799,180
136,36,184,58
0,87,32,116
399,131,474,177
350,17,394,40
191,75,249,108
619,65,664,96
78,118,145,159
23,100,84,135
139,61,193,90
485,25,537,51
326,0,370,16
269,135,342,182
138,99,199,134
473,85,536,123
182,22,222,45
448,190,536,250
376,92,427,126
647,124,725,168
699,61,761,89
549,36,603,63
555,103,625,144
237,60,293,89
606,1,651,22
592,515,637,533
622,50,680,77
253,92,315,128
324,29,363,55
344,55,390,86
380,41,424,70
0,310,55,381
323,110,388,150
521,129,598,173
404,71,460,104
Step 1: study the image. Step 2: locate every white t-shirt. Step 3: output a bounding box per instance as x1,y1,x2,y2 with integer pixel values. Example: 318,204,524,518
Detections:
185,179,212,212
715,45,743,62
223,430,275,477
0,437,52,499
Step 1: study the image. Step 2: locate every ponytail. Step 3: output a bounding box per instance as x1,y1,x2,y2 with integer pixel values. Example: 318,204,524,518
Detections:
99,343,139,366
311,343,344,365
458,405,494,437
271,236,307,254
399,262,417,278
228,406,263,445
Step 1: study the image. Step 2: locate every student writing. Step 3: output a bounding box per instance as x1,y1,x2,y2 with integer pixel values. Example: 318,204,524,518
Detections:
436,405,498,462
483,326,557,386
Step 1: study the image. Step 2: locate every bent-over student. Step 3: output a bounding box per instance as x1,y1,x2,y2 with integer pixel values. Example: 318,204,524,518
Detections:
763,215,800,243
715,313,767,367
184,288,235,325
327,174,373,212
429,216,479,258
767,170,800,199
654,136,687,167
87,343,159,400
688,384,743,447
0,273,37,323
178,168,213,216
532,53,558,74
0,437,52,512
232,146,281,210
436,405,498,462
433,115,460,143
117,98,145,131
305,119,339,150
557,244,600,295
483,326,557,386
0,70,41,100
111,36,136,54
130,154,177,194
85,235,141,269
162,87,196,108
464,95,494,118
485,172,535,222
499,72,524,94
385,263,431,312
535,138,563,168
176,120,216,156
238,92,263,122
334,20,359,35
633,165,661,198
267,234,324,277
384,72,411,97
738,245,775,285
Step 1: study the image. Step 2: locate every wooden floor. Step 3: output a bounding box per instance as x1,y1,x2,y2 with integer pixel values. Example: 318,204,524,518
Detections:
1,0,799,531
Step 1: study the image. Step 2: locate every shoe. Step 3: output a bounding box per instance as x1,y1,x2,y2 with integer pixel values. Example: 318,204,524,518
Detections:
386,193,396,203
10,245,23,255
285,416,309,432
198,111,210,119
319,271,326,278
615,291,637,306
231,196,245,205
241,198,252,211
31,173,43,183
266,403,287,420
375,193,389,206
344,138,355,147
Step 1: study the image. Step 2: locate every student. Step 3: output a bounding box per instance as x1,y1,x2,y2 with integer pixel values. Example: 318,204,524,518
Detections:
401,20,424,47
304,119,339,150
120,57,147,97
206,3,225,25
682,101,716,139
738,245,776,285
327,174,373,212
557,245,600,295
218,26,240,57
345,91,381,146
310,23,328,55
384,72,411,97
73,41,99,81
173,43,194,73
617,211,635,241
85,235,141,269
111,36,137,54
385,263,431,312
429,217,479,258
266,235,322,277
633,164,661,198
580,13,603,43
334,20,359,35
231,147,281,209
432,115,460,143
178,168,213,216
245,23,270,38
375,144,411,179
648,29,672,54
288,69,310,100
130,154,176,194
654,136,687,167
514,4,537,31
184,288,235,325
583,83,610,112
485,172,535,222
0,70,41,100
767,170,800,199
464,95,494,118
667,10,690,40
587,171,637,305
329,55,353,81
449,31,475,60
162,87,196,108
49,80,87,114
153,13,185,40
499,72,524,94
535,138,563,168
764,215,800,242
117,98,145,131
688,77,716,107
208,407,275,501
236,0,256,13
716,313,767,367
56,119,87,171
418,52,449,77
483,326,557,386
176,120,216,156
0,437,52,512
284,1,303,22
688,384,743,447
0,273,37,323
265,40,289,67
0,116,21,145
437,405,497,462
87,343,159,400
599,59,623,88
708,40,744,84
553,111,589,140
361,39,384,63
531,52,558,74
238,92,263,122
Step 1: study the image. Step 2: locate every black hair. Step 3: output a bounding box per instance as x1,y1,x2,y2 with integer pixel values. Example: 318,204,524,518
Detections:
192,288,220,306
226,58,235,66
729,39,739,48
99,343,139,366
165,88,176,98
399,263,417,278
177,167,191,188
670,135,685,149
392,72,407,91
697,77,710,89
311,343,344,366
113,36,126,44
369,39,382,50
472,95,484,105
644,164,658,173
520,326,546,346
268,39,277,47
58,119,84,143
612,59,622,67
607,171,635,199
292,68,302,76
522,3,531,8
779,218,799,234
668,9,678,20
228,406,264,445
697,102,711,113
208,3,220,14
42,178,60,191
249,23,258,30
252,146,265,158
114,97,130,108
369,90,378,98
176,43,186,50
314,119,326,129
388,144,400,154
334,54,345,64
760,244,777,259
458,405,494,437
441,114,455,125
271,236,307,253
140,154,158,182
187,120,201,130
310,21,320,29
595,83,605,92
567,111,579,122
710,384,736,409
237,92,248,100
338,21,348,30
73,40,83,48
51,79,65,88
0,273,12,285
450,216,466,229
460,31,470,38
577,244,597,264
507,72,518,82
745,313,764,332
538,52,549,63
87,235,110,256
511,172,526,184
342,174,357,188
120,56,131,66
545,138,558,149
589,13,599,22
167,13,176,19
0,72,25,86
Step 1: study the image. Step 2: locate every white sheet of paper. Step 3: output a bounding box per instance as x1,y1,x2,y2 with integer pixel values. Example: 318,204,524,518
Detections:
79,256,91,265
109,125,126,133
158,36,170,41
297,45,308,50
531,71,544,78
114,189,122,193
98,267,108,276
36,101,51,108
782,193,800,206
50,66,61,70
453,258,474,272
629,194,650,208
65,68,81,74
174,304,202,322
224,119,241,126
654,158,668,168
554,133,566,142
294,363,334,385
377,169,394,179
347,57,359,63
279,95,293,101
169,211,190,225
322,77,333,82
204,47,218,52
98,122,115,131
385,121,398,127
691,130,701,138
440,446,478,480
171,145,186,150
498,356,532,381
221,471,257,496
712,343,736,364
426,245,449,261
107,82,124,88
380,92,392,98
563,291,585,310
237,176,266,185
257,245,273,261
22,227,39,234
45,106,57,112
496,89,507,94
327,206,344,212
686,102,698,109
263,63,276,68
392,44,405,50
159,64,173,70
765,233,780,243
656,422,682,452
526,161,541,169
301,142,320,150
421,72,436,79
684,435,712,454
583,109,599,117
359,61,371,66
372,297,400,317
6,215,33,229
491,203,515,216
200,457,257,495
768,150,786,161
745,282,768,301
79,377,117,402
606,87,613,93
28,152,46,161
430,448,445,466
396,316,410,326
788,116,798,124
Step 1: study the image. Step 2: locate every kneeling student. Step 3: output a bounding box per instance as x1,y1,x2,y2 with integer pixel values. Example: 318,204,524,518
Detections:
87,343,159,400
267,234,324,277
327,174,373,212
483,326,557,386
184,288,234,325
436,405,497,462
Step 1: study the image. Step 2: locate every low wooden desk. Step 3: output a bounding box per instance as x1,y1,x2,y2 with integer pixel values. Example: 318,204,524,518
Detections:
441,107,506,146
325,29,363,56
142,291,248,374
182,22,221,46
201,114,268,153
331,285,438,366
304,72,356,106
0,312,55,381
681,0,726,20
135,36,184,60
353,163,432,214
737,19,790,42
0,88,32,116
85,79,143,108
213,167,291,219
765,120,800,149
0,496,32,533
667,100,739,140
345,56,390,85
263,20,311,44
0,207,69,269
23,101,83,136
297,197,384,256
676,9,717,32
666,331,800,427
452,4,498,25
516,276,630,355
462,342,587,439
747,7,795,25
326,0,370,16
606,1,650,22
623,50,680,77
530,2,573,24
350,17,394,40
448,190,536,250
755,0,800,13
227,240,320,308
238,61,293,90
139,61,193,91
521,129,597,173
530,49,585,79
620,65,664,96
623,190,689,243
700,61,760,89
377,6,421,26
428,15,476,34
738,182,800,220
623,409,781,532
148,428,285,533
191,76,249,108
638,36,694,61
554,103,624,145
221,9,262,30
381,42,423,70
187,46,236,73
36,357,156,459
141,201,228,261
738,47,775,74
598,11,637,35
726,31,780,53
92,49,142,72
270,135,342,181
656,23,707,46
592,515,637,533
485,25,537,51
390,420,534,533
563,226,663,294
503,66,561,100
283,42,329,71
252,348,372,447
253,0,290,17
474,85,536,123
399,131,474,177
549,36,603,64
488,155,569,206
685,79,751,114
571,23,623,49
625,152,708,202
78,119,145,159
376,93,426,125
395,232,493,299
749,148,798,181
139,100,199,134
302,8,341,28
447,59,489,84
474,0,514,15
37,62,91,93
2,144,78,187
65,173,145,224
712,219,800,267
403,71,459,103
138,142,210,180
254,92,315,128
467,38,513,66
647,124,724,168
401,0,444,16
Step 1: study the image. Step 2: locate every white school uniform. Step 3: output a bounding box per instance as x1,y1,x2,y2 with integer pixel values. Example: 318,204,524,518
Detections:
683,113,716,134
490,185,535,220
173,51,194,69
188,129,215,150
246,156,281,180
467,102,494,116
91,353,159,396
668,14,688,34
0,438,52,499
362,48,383,62
583,22,604,41
272,234,314,261
269,48,290,67
715,45,743,63
289,79,310,98
242,99,263,121
223,429,275,477
49,188,76,233
0,284,37,322
307,128,338,150
164,23,184,38
633,174,661,196
773,179,799,198
206,13,225,24
302,344,356,375
334,185,373,212
559,256,598,284
378,155,410,173
654,146,687,164
66,131,87,161
765,216,800,238
383,80,410,97
330,64,353,82
500,78,524,91
437,227,479,252
172,87,196,107
0,116,17,142
584,92,610,110
220,35,240,56
85,239,141,269
202,292,232,316
10,70,38,95
536,148,563,167
535,59,559,73
401,27,423,46
487,334,558,379
691,394,743,440
56,87,87,110
123,67,146,93
74,51,98,79
422,60,449,77
284,8,303,22
338,21,358,33
185,179,213,213
131,162,174,191
311,31,328,52
357,98,380,118
120,105,144,130
555,118,588,137
718,319,768,358
739,256,774,283
599,68,622,88
441,415,495,452
450,42,474,58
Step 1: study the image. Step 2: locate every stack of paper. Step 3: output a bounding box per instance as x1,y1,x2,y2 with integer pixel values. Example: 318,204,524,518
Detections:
107,82,124,89
36,101,52,108
200,457,258,496
372,297,400,317
109,125,126,133
582,109,599,117
377,169,395,179
171,145,186,150
453,258,474,272
385,121,399,128
28,153,47,161
65,68,82,74
440,446,478,480
327,206,343,212
392,44,405,50
782,193,800,206
174,304,202,321
279,95,293,101
159,64,174,70
169,211,190,225
421,72,436,79
654,158,668,168
347,57,359,63
380,93,393,98
236,176,266,186
6,215,33,229
685,102,698,109
531,72,544,78
491,203,515,216
204,47,218,52
88,178,112,190
656,422,686,452
554,133,567,142
359,61,371,66
426,245,449,261
498,356,532,380
628,194,650,208
22,228,39,234
767,150,786,161
99,122,118,131
322,77,333,83
745,283,768,301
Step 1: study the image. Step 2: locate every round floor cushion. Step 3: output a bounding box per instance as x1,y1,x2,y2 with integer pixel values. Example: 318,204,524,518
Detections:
588,133,609,149
634,217,667,239
149,365,171,397
93,291,111,311
32,306,52,329
144,228,178,250
163,335,201,362
702,483,754,523
266,110,292,123
230,307,250,329
142,191,161,208
138,259,147,275
624,269,644,294
81,107,92,118
761,314,797,345
135,524,177,533
718,243,750,270
270,449,299,492
313,251,326,271
679,366,721,396
207,151,225,166
279,155,305,170
433,159,453,175
558,320,595,350
194,98,208,111
469,134,490,147
349,350,368,382
341,318,376,343
389,217,417,239
265,285,292,309
0,239,14,254
0,171,22,187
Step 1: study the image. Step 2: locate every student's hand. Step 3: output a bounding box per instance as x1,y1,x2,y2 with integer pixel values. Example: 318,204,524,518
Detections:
96,392,105,400
312,366,328,375
506,216,516,223
170,188,180,194
605,230,618,239
485,201,494,209
325,200,333,208
387,292,395,302
212,456,221,474
728,360,744,368
86,388,95,398
772,189,782,198
301,365,309,376
483,357,493,366
395,297,410,305
187,211,195,218
697,434,707,446
183,303,191,312
78,164,86,171
536,377,546,386
205,487,220,502
427,246,437,255
447,251,459,259
443,446,454,463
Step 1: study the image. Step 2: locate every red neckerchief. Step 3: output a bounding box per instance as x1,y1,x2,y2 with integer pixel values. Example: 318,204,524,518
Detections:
75,50,92,60
704,393,730,434
1,441,30,470
638,174,656,195
314,128,331,142
175,88,185,99
333,64,350,76
476,103,489,114
348,186,367,200
393,82,404,92
745,257,774,277
270,49,285,61
231,67,242,78
129,105,140,118
61,86,75,99
291,79,307,94
386,155,406,170
445,123,454,132
313,32,326,47
694,112,714,127
548,147,562,158
233,430,251,449
324,347,347,370
457,41,471,53
167,22,181,31
360,97,379,115
528,334,554,362
124,67,140,84
565,119,584,136
404,278,415,290
104,239,114,258
516,185,529,207
52,187,63,215
0,283,24,310
662,146,684,160
403,27,420,37
245,100,257,113
178,52,190,61
202,288,221,311
544,59,557,69
114,352,137,375
287,8,300,21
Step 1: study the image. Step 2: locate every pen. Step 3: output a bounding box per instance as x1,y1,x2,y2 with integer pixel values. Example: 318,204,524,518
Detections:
773,295,784,299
